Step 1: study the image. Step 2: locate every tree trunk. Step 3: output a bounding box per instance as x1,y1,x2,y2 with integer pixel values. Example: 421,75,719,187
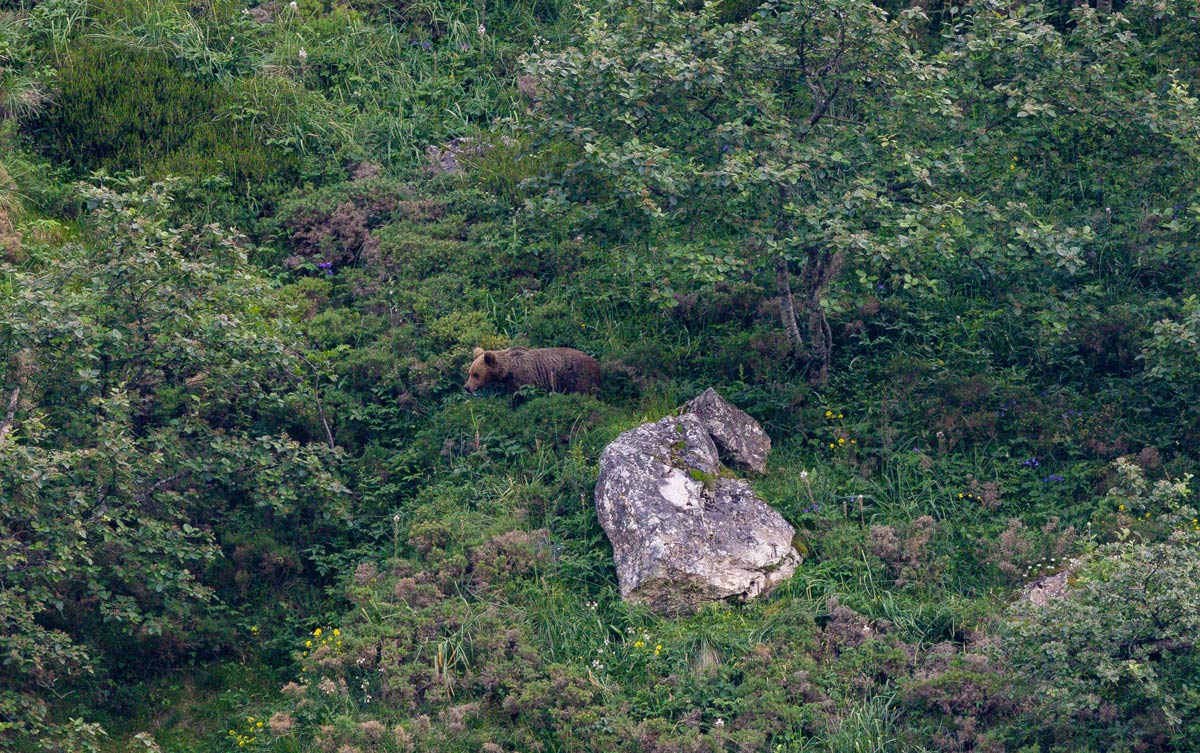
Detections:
799,246,842,384
775,255,805,358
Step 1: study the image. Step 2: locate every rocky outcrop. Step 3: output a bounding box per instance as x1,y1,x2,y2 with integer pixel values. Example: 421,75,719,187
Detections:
595,392,799,614
1019,569,1073,607
425,138,480,176
1018,559,1082,608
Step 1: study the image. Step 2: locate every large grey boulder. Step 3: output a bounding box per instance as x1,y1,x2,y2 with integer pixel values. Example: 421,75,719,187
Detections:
684,387,771,473
595,398,800,615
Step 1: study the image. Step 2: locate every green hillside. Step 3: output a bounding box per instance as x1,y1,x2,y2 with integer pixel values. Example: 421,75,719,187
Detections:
2,0,1198,751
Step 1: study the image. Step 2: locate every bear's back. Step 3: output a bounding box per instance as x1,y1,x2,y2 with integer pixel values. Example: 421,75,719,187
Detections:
505,347,600,395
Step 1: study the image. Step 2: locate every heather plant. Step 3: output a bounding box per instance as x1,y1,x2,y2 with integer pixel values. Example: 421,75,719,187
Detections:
27,35,302,225
976,516,1080,587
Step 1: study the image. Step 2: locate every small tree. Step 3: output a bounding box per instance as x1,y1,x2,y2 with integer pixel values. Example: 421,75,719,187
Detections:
524,0,955,381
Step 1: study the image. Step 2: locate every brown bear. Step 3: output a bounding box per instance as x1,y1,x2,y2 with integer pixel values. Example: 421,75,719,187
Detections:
464,347,601,395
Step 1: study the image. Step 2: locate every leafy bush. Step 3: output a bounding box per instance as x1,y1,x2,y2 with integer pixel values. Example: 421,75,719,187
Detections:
1004,534,1200,751
0,178,350,749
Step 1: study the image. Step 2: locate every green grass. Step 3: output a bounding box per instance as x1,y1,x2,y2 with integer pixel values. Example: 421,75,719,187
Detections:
4,0,1200,750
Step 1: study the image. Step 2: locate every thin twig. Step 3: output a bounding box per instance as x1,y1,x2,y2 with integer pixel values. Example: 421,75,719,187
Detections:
134,471,189,503
315,384,336,451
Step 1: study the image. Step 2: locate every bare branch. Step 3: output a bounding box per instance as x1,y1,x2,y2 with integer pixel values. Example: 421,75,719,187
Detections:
0,387,20,444
134,471,190,504
808,82,840,128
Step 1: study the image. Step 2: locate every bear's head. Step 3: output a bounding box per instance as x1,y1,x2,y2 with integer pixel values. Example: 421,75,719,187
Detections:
464,347,506,393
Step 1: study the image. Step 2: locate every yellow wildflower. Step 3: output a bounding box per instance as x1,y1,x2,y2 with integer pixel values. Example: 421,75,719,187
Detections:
313,628,322,637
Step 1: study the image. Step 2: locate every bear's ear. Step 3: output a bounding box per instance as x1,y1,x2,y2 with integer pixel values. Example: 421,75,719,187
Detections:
483,352,497,367
473,347,485,358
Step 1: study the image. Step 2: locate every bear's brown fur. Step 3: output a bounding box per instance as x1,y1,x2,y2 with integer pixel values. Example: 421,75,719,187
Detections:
464,347,601,395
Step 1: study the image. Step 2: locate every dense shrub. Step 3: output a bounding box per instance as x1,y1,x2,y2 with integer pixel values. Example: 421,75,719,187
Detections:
27,37,299,218
0,179,349,750
1004,535,1200,751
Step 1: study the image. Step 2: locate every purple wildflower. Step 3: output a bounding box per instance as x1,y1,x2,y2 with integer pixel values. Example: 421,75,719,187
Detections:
1042,474,1064,483
1022,457,1040,468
